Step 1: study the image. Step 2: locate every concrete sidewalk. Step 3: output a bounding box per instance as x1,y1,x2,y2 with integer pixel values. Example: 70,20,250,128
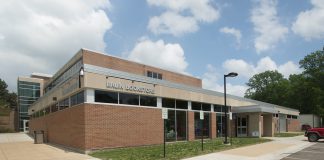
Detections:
0,133,98,160
184,136,314,160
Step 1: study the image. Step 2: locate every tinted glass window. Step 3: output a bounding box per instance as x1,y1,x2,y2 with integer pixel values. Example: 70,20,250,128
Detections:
77,91,84,104
158,73,162,80
176,100,187,109
162,98,175,108
191,102,201,110
140,95,157,107
153,72,158,78
95,90,118,104
147,71,153,78
119,93,139,105
214,105,223,112
202,103,211,111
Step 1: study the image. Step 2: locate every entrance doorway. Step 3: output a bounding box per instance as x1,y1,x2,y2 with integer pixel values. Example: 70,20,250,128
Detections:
237,116,247,137
23,120,29,132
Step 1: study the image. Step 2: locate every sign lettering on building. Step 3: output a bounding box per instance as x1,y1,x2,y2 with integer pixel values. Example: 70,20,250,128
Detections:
107,82,155,94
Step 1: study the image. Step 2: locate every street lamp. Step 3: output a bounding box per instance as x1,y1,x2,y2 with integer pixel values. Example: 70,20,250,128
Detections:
79,67,84,88
224,72,238,144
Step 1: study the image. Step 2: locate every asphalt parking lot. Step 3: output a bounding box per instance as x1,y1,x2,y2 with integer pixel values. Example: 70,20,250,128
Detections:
281,140,324,160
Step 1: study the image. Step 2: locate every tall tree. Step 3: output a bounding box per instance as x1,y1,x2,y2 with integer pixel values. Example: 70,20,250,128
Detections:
244,70,289,106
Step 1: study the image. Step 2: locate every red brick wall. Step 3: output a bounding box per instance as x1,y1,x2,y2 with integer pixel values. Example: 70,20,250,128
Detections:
84,104,163,150
188,111,195,141
29,104,86,150
287,119,300,132
211,113,216,138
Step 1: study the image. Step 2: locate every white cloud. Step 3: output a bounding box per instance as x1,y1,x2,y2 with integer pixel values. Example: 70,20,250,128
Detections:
219,27,242,45
292,0,324,40
0,0,112,91
147,0,219,36
223,57,303,78
128,38,188,74
202,64,247,97
148,11,198,36
251,0,288,53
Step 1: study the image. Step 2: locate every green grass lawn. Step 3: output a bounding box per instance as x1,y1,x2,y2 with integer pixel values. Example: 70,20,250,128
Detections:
274,132,304,137
90,138,271,160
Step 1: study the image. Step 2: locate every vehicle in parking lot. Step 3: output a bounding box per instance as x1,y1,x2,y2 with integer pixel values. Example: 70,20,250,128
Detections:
305,127,324,142
301,124,311,131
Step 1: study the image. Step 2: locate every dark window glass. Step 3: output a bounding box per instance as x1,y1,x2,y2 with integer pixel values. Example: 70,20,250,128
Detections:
147,71,153,78
176,100,187,109
77,91,84,104
140,95,157,107
202,103,211,111
194,112,210,139
119,93,139,105
214,105,223,112
153,72,158,78
162,98,175,108
70,94,77,106
292,115,298,119
158,73,162,80
95,90,118,104
191,102,201,110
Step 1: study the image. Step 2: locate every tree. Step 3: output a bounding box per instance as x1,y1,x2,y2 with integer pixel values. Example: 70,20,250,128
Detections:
0,78,17,109
244,70,289,106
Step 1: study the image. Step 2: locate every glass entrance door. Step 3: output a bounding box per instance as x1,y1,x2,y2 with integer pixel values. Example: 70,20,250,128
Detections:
237,116,247,137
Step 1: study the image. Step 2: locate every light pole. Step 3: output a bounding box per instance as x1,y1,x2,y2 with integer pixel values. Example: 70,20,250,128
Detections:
79,67,84,88
224,72,238,144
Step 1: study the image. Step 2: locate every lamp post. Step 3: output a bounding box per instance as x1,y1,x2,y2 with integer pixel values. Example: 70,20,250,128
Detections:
79,67,84,88
224,72,238,144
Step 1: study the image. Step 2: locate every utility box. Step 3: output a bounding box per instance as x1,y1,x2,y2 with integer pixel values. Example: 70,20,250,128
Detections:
34,130,44,144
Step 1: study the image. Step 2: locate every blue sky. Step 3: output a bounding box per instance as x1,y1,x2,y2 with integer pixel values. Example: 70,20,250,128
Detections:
0,0,324,96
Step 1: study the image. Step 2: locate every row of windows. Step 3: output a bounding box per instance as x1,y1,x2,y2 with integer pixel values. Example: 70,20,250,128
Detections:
147,71,162,80
45,60,82,93
273,114,298,119
95,90,157,107
94,90,228,113
18,88,40,98
32,91,84,118
18,81,40,87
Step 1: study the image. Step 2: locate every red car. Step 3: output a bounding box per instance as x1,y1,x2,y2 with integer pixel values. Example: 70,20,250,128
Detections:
305,127,324,142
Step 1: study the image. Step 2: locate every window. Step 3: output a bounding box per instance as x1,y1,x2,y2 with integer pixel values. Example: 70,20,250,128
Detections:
95,90,118,104
70,91,84,106
191,102,201,110
147,71,162,80
140,95,157,107
162,98,175,108
176,100,187,109
292,115,298,119
119,92,139,105
202,103,211,111
194,112,210,139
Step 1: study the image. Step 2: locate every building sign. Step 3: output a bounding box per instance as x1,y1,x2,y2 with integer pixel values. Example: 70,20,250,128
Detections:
200,111,204,120
107,82,155,94
162,108,168,119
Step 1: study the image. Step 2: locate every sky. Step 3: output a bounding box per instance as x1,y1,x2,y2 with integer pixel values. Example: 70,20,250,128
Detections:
0,0,324,97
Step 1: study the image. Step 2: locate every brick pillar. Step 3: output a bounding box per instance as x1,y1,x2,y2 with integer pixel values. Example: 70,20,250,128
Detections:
210,112,217,139
188,111,195,141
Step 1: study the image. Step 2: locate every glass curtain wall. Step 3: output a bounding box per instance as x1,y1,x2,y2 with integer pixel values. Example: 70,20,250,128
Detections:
163,98,187,142
17,81,40,131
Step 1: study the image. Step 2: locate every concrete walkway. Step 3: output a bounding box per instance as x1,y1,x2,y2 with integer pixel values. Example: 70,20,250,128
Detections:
0,133,98,160
184,136,314,160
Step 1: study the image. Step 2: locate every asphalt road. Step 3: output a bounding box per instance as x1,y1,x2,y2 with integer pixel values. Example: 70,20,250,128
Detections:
281,140,324,160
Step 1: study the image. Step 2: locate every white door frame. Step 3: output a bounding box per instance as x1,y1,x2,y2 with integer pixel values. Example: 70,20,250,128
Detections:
23,120,29,132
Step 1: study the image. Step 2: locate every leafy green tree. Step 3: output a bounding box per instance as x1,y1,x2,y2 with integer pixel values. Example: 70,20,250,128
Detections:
244,70,289,106
0,78,17,109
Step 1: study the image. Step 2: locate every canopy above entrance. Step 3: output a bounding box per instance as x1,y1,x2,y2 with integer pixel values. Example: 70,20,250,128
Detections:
232,105,277,114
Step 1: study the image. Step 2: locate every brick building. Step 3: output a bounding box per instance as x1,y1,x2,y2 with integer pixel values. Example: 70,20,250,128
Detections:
28,49,300,153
